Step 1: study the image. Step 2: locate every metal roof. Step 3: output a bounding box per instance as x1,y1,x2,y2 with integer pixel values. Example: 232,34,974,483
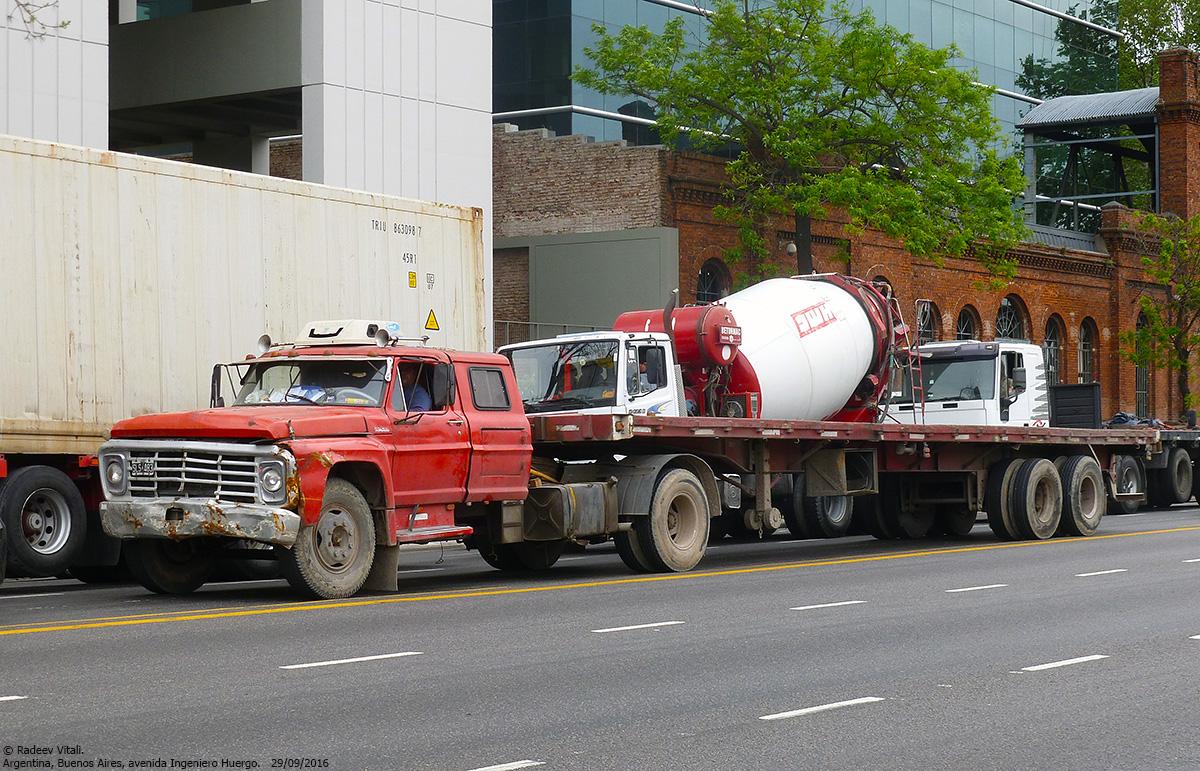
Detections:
1016,87,1159,130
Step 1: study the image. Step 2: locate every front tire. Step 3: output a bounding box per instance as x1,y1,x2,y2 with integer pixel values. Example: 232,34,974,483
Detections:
0,466,86,577
125,539,215,594
281,478,375,599
634,468,711,572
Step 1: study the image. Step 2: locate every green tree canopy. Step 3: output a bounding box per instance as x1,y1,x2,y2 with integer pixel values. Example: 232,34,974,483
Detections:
575,0,1028,278
1121,212,1200,413
1119,0,1200,89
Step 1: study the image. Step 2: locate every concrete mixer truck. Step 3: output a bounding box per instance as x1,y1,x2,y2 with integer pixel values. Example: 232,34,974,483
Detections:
499,274,904,540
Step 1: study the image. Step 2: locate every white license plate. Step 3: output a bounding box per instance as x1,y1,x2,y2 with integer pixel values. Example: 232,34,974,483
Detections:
129,458,156,477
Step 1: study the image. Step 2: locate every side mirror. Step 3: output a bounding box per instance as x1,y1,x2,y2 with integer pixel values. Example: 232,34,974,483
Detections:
644,347,666,386
1012,367,1027,392
430,362,455,408
210,365,225,408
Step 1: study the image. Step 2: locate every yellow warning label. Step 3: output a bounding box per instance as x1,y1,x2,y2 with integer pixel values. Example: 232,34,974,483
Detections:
425,310,440,331
408,272,417,288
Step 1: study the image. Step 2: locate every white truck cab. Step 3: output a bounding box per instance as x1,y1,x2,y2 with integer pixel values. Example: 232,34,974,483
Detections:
500,331,686,418
888,340,1051,427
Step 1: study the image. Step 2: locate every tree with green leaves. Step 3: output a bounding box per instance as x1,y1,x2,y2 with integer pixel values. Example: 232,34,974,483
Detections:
574,0,1028,280
1121,212,1200,413
1118,0,1200,89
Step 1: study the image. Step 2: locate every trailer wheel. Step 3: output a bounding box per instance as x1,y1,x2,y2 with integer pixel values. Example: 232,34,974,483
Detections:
802,495,853,539
0,466,87,577
634,469,710,572
1156,448,1193,505
1011,458,1062,540
1108,455,1145,515
985,459,1022,541
478,543,524,571
934,505,976,537
782,485,811,539
124,539,215,594
280,478,375,599
614,529,655,572
1058,455,1104,536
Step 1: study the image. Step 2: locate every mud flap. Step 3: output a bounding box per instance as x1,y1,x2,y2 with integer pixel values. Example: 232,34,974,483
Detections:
362,543,400,592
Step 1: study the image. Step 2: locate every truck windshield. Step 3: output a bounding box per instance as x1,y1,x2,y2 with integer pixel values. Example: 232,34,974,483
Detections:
894,357,996,403
507,340,619,413
231,359,388,407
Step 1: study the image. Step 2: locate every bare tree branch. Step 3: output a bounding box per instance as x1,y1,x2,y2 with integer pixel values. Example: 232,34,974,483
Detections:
8,1,70,39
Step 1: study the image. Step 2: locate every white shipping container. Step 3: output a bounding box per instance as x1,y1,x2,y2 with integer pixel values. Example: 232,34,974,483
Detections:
0,134,487,455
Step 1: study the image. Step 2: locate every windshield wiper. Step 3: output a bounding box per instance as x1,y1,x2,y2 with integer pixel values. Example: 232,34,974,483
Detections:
525,396,596,413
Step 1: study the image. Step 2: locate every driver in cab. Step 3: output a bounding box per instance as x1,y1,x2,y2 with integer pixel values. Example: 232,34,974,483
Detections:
398,362,432,412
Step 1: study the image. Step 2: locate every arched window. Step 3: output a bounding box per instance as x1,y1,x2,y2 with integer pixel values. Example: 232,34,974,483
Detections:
996,295,1027,340
1043,315,1065,386
1135,313,1150,416
1078,318,1099,383
917,301,941,344
956,305,980,341
696,258,730,303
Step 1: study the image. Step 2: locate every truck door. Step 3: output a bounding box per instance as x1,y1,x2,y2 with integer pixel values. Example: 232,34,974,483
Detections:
457,362,531,502
386,358,471,505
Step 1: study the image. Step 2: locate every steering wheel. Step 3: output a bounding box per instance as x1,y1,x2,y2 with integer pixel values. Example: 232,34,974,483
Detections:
959,386,980,400
335,388,375,404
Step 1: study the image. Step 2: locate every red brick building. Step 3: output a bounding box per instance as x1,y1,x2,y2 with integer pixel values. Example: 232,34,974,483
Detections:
494,48,1200,423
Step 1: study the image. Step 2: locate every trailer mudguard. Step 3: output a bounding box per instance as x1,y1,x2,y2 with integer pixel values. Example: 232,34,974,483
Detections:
560,453,721,520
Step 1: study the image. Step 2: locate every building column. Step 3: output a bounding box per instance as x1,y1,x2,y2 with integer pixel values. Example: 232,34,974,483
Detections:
1156,48,1200,219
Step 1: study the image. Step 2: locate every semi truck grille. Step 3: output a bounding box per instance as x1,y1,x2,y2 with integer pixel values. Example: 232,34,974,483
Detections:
127,449,259,503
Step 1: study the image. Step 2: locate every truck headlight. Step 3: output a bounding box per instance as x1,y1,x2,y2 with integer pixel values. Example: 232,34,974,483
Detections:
104,457,127,496
258,461,287,504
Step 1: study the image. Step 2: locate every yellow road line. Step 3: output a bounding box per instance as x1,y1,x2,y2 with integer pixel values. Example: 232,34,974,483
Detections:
3,525,1197,637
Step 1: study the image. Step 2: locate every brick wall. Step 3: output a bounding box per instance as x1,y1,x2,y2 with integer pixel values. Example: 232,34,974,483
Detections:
494,123,668,238
1158,48,1200,219
270,139,303,181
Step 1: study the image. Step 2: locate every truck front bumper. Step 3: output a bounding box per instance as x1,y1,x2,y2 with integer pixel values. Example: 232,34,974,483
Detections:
100,499,301,547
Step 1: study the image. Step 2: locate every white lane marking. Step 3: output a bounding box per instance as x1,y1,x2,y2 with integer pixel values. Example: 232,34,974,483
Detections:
463,762,545,771
760,697,884,721
592,621,685,634
1076,569,1127,577
396,568,445,574
1184,559,1200,563
280,652,423,670
0,592,65,600
945,584,1008,593
1190,635,1200,640
789,600,867,611
0,696,29,702
1022,654,1109,672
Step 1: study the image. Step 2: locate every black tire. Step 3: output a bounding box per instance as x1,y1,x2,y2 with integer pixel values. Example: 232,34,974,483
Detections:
633,468,711,572
801,495,853,539
614,529,655,572
1011,458,1062,540
1058,455,1104,537
782,483,811,540
280,478,375,599
0,518,7,586
934,505,976,537
512,541,566,570
0,466,87,577
1108,455,1145,515
863,481,898,540
125,539,215,594
478,541,525,571
1157,448,1193,505
985,458,1022,541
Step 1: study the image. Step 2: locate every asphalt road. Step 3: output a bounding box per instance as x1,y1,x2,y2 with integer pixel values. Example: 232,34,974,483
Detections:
3,507,1200,771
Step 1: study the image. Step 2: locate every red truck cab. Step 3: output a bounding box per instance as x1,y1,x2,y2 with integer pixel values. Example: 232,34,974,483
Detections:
99,320,531,599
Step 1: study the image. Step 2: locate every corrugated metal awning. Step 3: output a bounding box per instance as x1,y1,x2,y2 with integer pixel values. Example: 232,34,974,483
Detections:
1016,87,1159,129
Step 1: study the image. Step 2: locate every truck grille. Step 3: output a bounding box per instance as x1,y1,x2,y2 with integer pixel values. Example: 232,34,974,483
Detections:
128,448,259,503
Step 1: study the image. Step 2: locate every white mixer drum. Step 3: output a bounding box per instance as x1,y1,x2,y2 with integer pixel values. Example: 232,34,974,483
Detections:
721,277,879,420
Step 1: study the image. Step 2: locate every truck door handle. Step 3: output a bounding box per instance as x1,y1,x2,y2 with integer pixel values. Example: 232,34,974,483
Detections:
447,419,465,426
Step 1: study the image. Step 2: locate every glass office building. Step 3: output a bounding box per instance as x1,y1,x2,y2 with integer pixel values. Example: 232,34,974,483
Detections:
493,0,1120,143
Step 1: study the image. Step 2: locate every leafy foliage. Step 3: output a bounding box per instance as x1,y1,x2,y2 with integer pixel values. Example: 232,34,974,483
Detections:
1118,0,1200,89
1120,213,1200,411
1016,0,1120,100
574,0,1027,277
8,1,69,38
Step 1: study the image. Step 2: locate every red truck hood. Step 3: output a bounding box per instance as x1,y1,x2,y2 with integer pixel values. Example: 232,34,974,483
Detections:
109,406,376,441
